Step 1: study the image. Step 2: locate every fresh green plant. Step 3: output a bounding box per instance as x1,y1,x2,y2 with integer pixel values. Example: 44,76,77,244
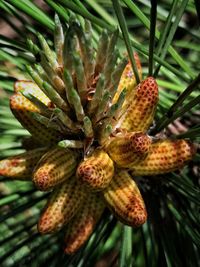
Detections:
0,1,199,266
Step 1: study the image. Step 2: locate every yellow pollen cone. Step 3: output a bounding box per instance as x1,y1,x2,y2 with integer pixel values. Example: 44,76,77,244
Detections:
120,77,158,132
64,193,105,254
33,147,79,191
38,177,86,234
130,139,196,176
21,136,41,150
14,80,50,105
103,170,147,227
10,92,62,145
76,149,114,191
113,53,142,104
0,147,47,180
105,132,151,167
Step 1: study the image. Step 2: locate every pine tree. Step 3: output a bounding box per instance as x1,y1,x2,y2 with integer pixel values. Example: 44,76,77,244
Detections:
0,1,199,266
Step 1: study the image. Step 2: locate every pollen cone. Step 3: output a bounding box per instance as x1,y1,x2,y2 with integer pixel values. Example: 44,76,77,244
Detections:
38,177,86,234
0,147,47,180
120,77,158,132
105,132,151,167
21,136,41,150
130,139,196,176
113,53,142,104
64,193,105,254
76,149,114,191
33,147,79,191
10,92,61,145
103,170,147,227
14,80,50,105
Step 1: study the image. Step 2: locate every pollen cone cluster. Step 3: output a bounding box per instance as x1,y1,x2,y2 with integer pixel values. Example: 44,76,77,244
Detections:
0,15,196,254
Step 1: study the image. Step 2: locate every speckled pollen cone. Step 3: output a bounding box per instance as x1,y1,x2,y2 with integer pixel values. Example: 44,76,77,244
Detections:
0,147,47,180
64,193,105,254
14,80,50,105
105,132,151,168
10,92,61,145
130,139,196,176
103,170,147,227
76,149,114,191
33,147,79,191
113,53,142,104
38,177,86,234
21,136,42,150
120,77,158,132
